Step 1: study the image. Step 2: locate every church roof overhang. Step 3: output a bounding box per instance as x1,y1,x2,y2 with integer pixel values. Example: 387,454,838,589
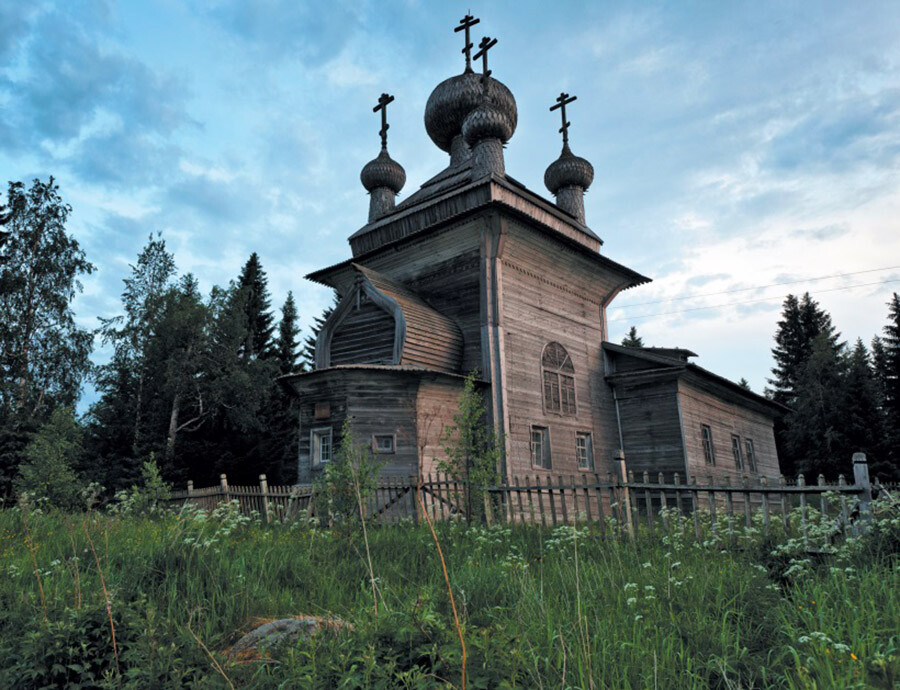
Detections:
347,173,602,255
602,343,787,418
307,178,651,296
277,364,483,397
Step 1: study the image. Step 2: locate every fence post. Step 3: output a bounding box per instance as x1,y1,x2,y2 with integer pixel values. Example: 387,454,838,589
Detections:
852,452,873,533
259,474,271,523
220,473,229,504
187,480,194,497
615,450,634,539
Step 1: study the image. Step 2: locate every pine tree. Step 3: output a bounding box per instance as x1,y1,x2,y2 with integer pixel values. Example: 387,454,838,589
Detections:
621,326,644,347
276,292,300,375
738,378,751,391
301,292,338,370
233,253,274,360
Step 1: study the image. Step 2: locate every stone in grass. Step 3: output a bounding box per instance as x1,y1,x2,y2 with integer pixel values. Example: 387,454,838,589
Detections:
227,616,347,662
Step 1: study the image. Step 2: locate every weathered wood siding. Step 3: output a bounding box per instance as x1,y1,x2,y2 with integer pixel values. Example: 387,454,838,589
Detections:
329,300,395,365
613,378,687,479
415,378,465,477
294,371,420,483
498,216,626,479
351,220,483,374
677,378,780,483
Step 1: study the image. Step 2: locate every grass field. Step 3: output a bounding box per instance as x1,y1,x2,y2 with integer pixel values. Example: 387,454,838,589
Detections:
0,500,897,689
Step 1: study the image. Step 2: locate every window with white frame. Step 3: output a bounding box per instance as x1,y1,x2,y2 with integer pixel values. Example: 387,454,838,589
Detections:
701,425,715,465
530,425,551,469
542,342,576,415
731,434,743,470
373,434,395,454
576,432,594,470
744,438,757,473
311,427,333,465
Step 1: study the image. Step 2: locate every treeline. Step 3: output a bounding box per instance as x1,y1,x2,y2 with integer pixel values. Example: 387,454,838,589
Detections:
768,292,900,481
0,178,316,502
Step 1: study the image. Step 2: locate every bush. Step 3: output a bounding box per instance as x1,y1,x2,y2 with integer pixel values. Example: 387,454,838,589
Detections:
15,407,85,510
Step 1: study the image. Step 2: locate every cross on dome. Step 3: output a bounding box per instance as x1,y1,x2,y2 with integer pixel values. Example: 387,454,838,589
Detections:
373,92,394,149
454,14,481,73
473,36,498,84
550,92,577,147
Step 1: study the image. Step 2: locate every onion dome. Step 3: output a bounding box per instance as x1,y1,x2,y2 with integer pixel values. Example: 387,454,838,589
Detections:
544,144,594,194
424,72,517,152
360,148,406,193
462,100,514,146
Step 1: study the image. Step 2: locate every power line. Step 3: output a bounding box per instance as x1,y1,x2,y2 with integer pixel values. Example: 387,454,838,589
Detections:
615,265,900,309
609,278,900,323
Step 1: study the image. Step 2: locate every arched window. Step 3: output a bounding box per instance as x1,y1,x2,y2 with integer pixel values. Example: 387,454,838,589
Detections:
542,342,576,415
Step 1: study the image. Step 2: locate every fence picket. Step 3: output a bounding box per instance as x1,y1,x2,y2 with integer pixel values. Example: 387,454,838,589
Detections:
760,476,770,532
799,474,809,547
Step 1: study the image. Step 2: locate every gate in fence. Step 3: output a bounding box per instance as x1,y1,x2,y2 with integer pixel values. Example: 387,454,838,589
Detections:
166,453,888,543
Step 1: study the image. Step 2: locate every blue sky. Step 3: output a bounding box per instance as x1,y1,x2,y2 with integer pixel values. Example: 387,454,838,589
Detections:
2,1,899,406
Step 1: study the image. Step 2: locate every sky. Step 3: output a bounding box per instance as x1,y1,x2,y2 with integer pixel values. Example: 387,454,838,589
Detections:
1,0,899,409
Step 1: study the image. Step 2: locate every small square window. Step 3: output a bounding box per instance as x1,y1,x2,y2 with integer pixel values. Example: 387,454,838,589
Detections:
731,434,743,470
701,425,715,466
744,438,757,473
373,434,395,454
530,426,551,469
576,432,594,470
311,427,333,466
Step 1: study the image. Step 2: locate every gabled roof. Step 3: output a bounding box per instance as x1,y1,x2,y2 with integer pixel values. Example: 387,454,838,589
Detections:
602,342,787,417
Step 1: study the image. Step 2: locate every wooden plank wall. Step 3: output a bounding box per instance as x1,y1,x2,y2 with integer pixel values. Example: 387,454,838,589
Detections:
415,378,465,476
355,220,483,374
677,379,781,484
614,378,687,480
329,299,395,365
497,217,625,483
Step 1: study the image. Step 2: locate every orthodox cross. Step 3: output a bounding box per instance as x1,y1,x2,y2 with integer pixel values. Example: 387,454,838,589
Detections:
373,92,394,149
550,92,577,147
472,36,498,84
454,14,480,72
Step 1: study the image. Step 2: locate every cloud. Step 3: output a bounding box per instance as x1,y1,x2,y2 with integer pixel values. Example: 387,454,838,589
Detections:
201,0,361,64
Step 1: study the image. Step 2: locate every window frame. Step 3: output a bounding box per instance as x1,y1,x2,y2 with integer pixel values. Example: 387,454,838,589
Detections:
530,425,552,470
701,425,716,466
310,426,333,467
731,434,743,470
576,431,594,471
541,342,577,416
744,438,757,473
372,433,396,455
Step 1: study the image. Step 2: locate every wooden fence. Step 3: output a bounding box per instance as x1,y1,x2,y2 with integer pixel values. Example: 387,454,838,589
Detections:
166,453,889,542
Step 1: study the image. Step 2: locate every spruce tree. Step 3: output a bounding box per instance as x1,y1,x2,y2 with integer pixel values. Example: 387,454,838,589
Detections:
234,253,274,360
877,293,900,478
843,339,888,477
276,291,300,375
782,332,847,479
621,326,644,347
768,293,839,407
738,378,751,391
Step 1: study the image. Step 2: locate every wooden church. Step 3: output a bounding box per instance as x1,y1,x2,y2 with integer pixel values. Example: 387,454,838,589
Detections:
280,16,783,486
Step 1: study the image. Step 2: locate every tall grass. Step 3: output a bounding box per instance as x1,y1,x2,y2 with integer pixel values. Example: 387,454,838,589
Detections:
0,500,896,688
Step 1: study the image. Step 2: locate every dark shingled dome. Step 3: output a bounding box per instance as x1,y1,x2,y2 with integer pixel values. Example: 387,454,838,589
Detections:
544,144,594,194
360,148,406,193
462,100,514,146
424,71,517,152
